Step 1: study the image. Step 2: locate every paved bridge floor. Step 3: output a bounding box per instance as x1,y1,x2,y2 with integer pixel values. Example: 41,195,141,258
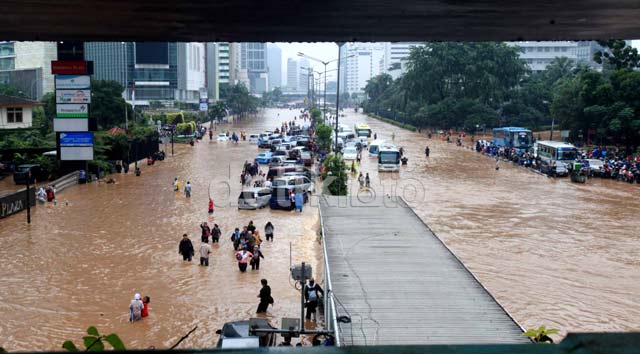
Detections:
320,195,530,346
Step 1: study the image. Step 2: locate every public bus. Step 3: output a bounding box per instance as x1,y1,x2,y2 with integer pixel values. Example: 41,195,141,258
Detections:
492,127,533,153
378,145,401,172
354,123,372,138
535,140,578,177
368,139,386,157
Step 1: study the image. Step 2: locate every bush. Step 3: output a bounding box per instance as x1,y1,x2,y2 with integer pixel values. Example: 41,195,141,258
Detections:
368,114,418,132
321,153,348,196
176,121,196,135
166,112,185,125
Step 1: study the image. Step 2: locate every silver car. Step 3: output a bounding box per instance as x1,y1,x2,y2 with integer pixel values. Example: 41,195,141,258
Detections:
272,175,315,193
238,187,272,209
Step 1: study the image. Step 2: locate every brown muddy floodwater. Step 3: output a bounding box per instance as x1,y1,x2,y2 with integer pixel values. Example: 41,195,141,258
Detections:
0,109,322,350
1,108,639,350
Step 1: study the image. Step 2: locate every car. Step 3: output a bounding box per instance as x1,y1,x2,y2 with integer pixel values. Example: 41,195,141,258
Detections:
237,187,272,209
248,134,260,144
13,164,45,184
272,175,314,193
269,186,309,210
217,133,229,142
268,139,283,151
216,318,276,348
272,150,288,157
584,159,604,176
268,156,286,167
300,151,313,166
342,147,358,160
357,136,369,147
255,152,273,164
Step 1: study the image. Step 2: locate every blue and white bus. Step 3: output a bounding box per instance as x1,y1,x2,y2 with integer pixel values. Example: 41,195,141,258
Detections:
378,145,401,172
492,127,533,153
535,141,578,177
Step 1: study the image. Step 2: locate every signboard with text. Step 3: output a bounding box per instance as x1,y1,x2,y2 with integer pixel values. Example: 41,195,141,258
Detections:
56,104,89,118
56,89,91,104
51,60,93,75
59,132,94,147
55,75,91,90
54,119,88,132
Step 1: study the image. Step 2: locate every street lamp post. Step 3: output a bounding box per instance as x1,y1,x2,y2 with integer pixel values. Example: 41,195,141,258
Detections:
122,42,129,131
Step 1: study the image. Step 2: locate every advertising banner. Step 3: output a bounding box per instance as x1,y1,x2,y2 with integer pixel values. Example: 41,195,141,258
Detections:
57,104,89,118
55,75,91,90
56,89,91,104
51,61,93,75
59,132,94,147
54,118,88,132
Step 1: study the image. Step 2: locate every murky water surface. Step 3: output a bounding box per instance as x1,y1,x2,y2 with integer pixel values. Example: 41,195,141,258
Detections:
1,109,638,350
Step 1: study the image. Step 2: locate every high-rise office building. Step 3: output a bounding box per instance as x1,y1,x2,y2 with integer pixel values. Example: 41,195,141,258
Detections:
267,44,282,90
238,43,268,94
299,58,309,94
176,42,206,102
0,41,56,100
286,58,298,92
87,42,179,104
339,42,386,95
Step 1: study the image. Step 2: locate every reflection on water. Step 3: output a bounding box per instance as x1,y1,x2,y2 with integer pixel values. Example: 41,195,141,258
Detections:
1,108,639,350
0,109,322,350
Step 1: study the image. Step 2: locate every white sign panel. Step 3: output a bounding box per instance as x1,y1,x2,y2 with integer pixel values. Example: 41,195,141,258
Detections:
61,146,94,161
56,104,89,118
54,118,88,132
55,75,91,89
199,87,208,99
199,103,208,111
56,89,91,104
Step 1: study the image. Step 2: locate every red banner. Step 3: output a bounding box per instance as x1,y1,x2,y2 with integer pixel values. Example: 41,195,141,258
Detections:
51,60,92,75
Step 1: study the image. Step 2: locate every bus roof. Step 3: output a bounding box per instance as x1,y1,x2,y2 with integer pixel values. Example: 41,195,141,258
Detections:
379,145,399,152
356,123,370,129
492,127,531,132
536,140,576,148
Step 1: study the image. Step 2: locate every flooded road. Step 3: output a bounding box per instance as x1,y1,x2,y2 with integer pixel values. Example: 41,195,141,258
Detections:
0,109,322,350
1,108,639,351
337,110,640,336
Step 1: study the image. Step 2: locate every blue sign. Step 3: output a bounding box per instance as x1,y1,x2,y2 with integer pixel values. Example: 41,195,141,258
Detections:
59,132,94,147
199,98,208,104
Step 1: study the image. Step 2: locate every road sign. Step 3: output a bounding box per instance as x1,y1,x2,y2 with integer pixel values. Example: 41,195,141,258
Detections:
199,103,208,111
199,87,208,99
55,75,91,89
59,132,94,147
57,104,89,118
51,60,93,75
56,89,91,104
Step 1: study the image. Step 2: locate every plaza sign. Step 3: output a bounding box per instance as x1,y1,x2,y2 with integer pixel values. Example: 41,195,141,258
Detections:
55,75,91,90
56,89,91,104
59,132,94,147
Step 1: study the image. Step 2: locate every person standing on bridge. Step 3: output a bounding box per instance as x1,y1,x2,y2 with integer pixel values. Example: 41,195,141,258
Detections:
304,278,324,321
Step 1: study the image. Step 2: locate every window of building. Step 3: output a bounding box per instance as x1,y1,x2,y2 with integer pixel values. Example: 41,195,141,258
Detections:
562,47,568,52
537,47,543,52
7,107,23,123
544,47,550,52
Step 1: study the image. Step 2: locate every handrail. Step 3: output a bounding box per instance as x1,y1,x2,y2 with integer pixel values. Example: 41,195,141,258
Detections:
319,195,341,346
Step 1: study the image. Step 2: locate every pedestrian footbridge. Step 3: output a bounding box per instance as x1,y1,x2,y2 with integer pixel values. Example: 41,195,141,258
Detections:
319,195,530,346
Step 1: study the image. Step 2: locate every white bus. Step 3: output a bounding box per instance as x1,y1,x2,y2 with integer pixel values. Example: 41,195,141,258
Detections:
378,145,401,172
535,140,578,177
368,139,386,157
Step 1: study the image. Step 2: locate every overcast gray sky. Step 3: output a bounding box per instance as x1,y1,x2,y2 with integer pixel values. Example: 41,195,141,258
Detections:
273,42,339,84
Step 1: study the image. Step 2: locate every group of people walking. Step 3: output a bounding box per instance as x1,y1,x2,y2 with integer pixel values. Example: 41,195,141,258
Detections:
173,177,192,198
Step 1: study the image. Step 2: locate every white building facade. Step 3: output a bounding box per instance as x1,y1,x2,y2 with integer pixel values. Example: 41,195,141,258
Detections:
507,41,578,71
267,44,282,90
339,43,386,95
177,42,206,102
286,58,298,92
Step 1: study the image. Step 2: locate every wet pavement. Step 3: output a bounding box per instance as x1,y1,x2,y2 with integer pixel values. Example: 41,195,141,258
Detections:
1,108,639,350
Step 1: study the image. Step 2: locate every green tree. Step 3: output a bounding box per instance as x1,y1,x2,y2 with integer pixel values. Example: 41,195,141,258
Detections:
90,80,132,129
207,101,228,123
321,153,348,196
315,124,333,152
594,40,640,70
0,83,27,98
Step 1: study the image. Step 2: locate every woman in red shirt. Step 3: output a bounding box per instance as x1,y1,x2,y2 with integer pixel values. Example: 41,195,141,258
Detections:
141,296,150,318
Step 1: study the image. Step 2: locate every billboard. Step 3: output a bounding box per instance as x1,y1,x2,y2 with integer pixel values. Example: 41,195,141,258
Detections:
135,42,169,65
56,89,91,104
54,118,88,132
59,132,93,147
57,104,89,118
55,75,91,90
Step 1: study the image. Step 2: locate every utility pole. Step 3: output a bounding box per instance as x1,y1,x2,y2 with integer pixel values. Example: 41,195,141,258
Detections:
334,43,344,152
26,171,31,224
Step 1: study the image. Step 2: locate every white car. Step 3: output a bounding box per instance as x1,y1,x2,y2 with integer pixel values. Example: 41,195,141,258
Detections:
217,133,229,142
357,136,369,147
342,147,358,160
248,134,260,144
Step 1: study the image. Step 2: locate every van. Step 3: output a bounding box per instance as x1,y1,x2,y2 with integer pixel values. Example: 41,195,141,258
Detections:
368,139,387,157
248,134,260,144
238,187,272,210
269,186,309,210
